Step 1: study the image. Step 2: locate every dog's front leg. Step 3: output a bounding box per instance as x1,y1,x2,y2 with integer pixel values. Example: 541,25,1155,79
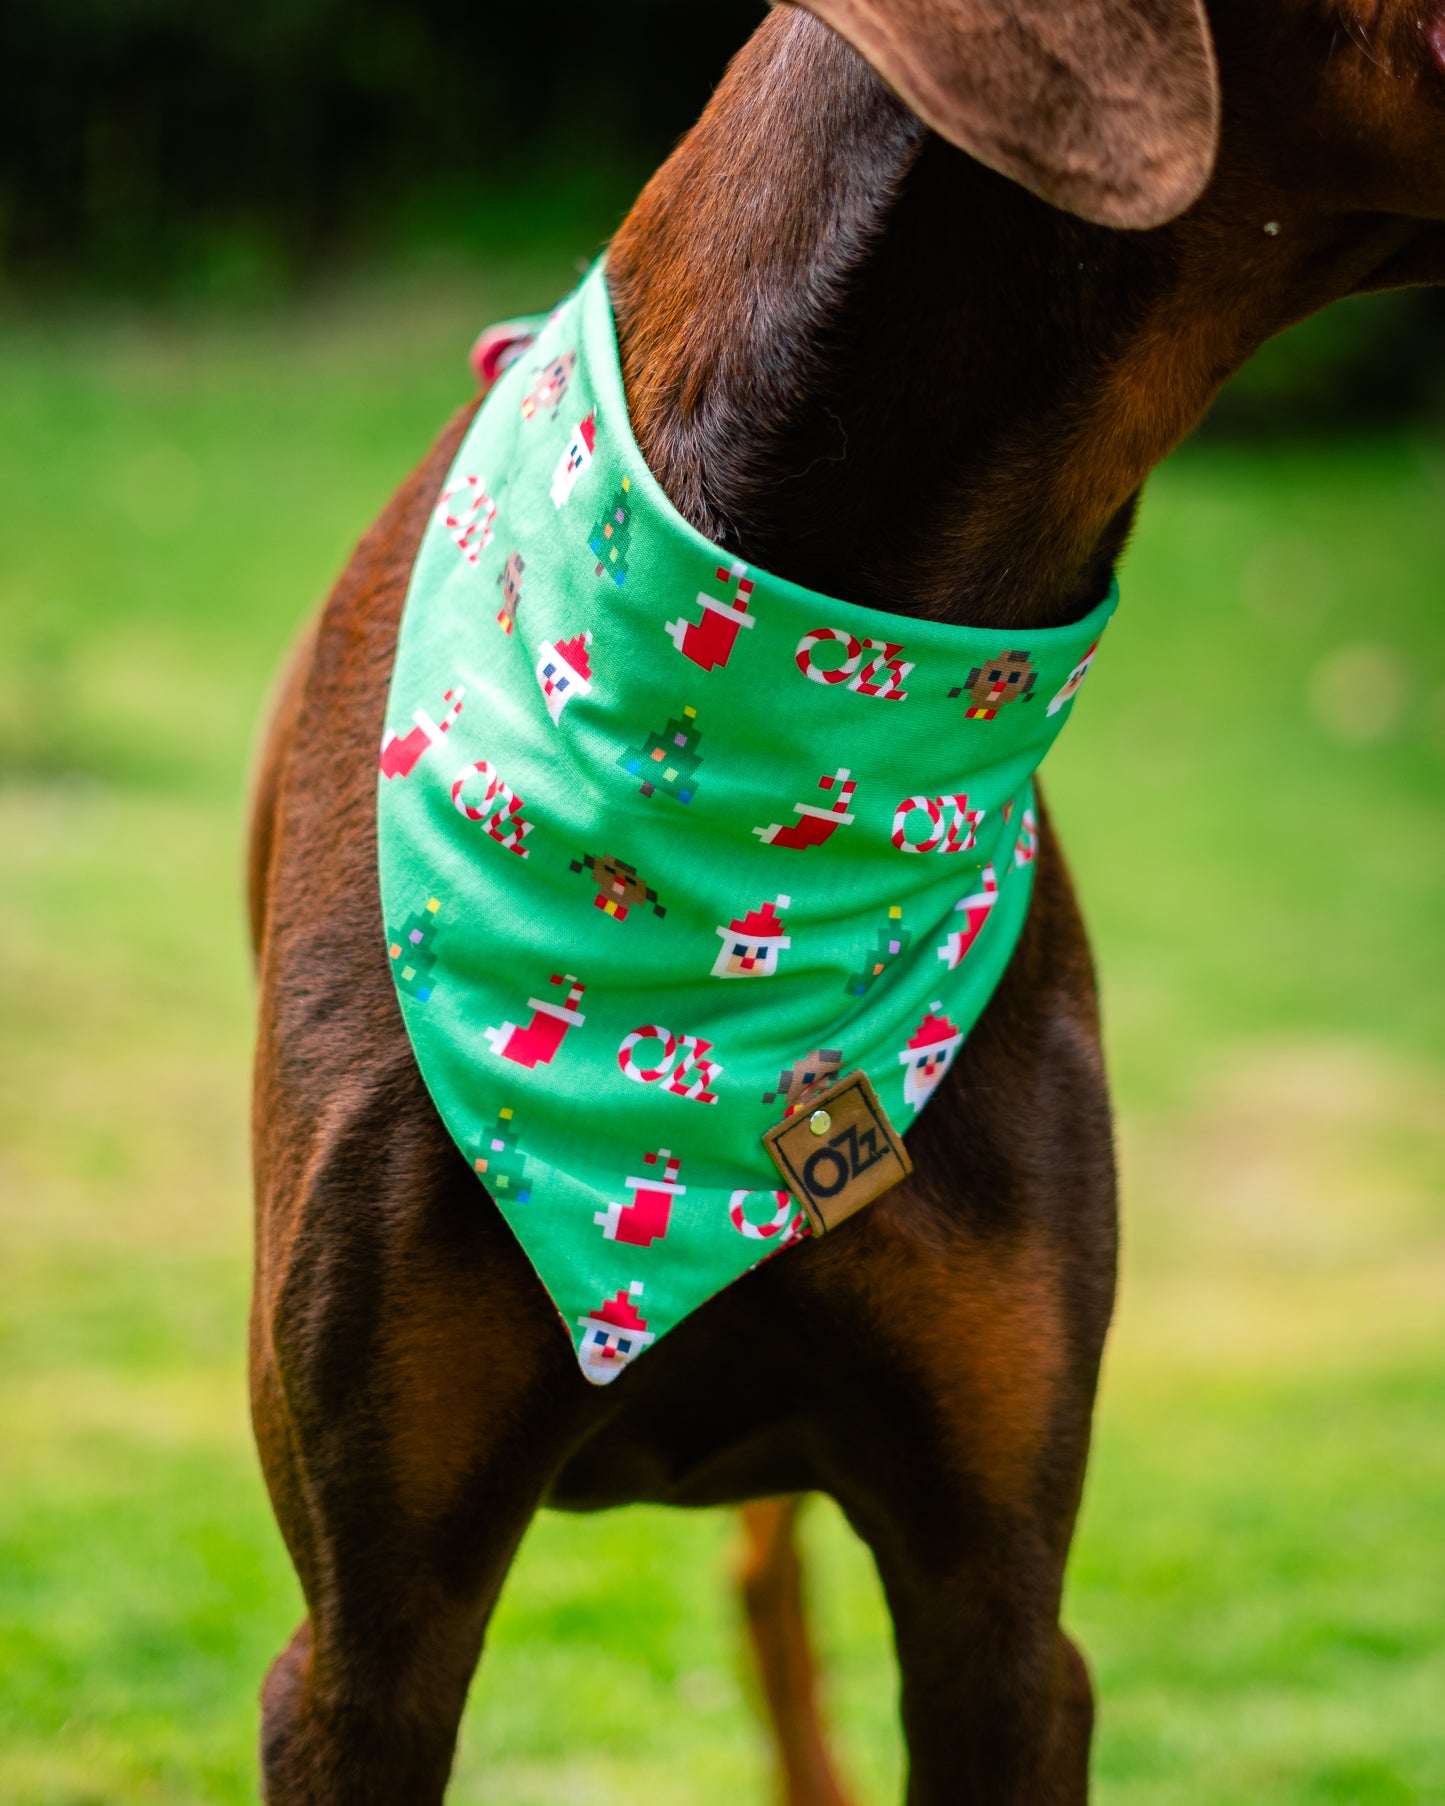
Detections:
832,1338,1099,1806
876,1543,1094,1806
811,916,1113,1804
251,1043,592,1804
247,398,604,1804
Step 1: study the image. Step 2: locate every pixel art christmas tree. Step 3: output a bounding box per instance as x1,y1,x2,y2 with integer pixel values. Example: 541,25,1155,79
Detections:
387,896,442,1001
469,1106,532,1204
589,476,633,586
844,905,912,997
619,705,702,803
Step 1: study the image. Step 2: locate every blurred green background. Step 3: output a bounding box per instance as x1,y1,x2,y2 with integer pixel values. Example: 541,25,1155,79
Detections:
2,7,1444,1804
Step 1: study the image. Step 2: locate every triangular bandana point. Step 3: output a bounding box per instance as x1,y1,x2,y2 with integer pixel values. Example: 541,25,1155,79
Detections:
577,1281,655,1384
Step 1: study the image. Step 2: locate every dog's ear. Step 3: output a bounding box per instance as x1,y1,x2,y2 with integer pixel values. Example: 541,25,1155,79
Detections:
783,0,1220,229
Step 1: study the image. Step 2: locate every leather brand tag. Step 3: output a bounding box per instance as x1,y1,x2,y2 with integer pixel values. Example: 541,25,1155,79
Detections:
761,1069,912,1236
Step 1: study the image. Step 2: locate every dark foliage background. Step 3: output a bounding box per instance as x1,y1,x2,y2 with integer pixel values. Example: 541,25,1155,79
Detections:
0,0,1440,426
0,0,765,291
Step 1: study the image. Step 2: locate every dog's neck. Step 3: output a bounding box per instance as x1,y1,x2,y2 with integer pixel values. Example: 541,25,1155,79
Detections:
608,6,1419,632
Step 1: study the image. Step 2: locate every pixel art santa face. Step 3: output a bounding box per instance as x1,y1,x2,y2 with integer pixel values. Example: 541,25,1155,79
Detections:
550,410,596,508
898,1007,964,1112
713,896,791,979
576,1283,655,1384
1046,639,1099,715
535,631,593,723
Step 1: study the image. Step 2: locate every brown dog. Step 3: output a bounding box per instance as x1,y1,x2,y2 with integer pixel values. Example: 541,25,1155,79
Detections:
247,3,1445,1800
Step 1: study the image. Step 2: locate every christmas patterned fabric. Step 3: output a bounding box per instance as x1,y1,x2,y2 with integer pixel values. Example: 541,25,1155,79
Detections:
378,261,1117,1384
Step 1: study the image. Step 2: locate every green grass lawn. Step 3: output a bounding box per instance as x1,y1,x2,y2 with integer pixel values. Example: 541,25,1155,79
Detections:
2,252,1443,1804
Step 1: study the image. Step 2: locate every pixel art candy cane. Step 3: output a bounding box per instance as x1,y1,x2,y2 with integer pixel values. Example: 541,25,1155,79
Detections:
435,476,497,566
1013,806,1039,868
891,793,984,855
617,1027,723,1104
728,1189,804,1241
451,759,533,857
795,630,912,700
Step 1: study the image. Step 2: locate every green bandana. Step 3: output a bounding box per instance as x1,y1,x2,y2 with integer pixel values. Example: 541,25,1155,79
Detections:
378,262,1116,1384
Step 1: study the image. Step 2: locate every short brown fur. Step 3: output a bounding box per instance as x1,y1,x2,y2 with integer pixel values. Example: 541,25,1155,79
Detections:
249,3,1445,1799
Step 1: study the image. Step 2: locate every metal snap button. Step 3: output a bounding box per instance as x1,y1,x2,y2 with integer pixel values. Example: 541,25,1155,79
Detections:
808,1109,832,1136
